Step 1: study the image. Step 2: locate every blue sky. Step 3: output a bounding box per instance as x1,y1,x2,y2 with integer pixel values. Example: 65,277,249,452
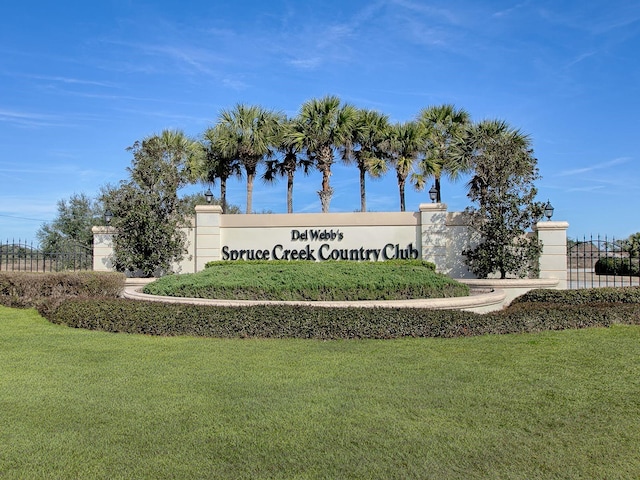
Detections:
1,0,638,242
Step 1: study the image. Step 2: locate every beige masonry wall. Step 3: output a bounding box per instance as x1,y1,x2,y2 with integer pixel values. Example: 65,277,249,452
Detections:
93,204,569,287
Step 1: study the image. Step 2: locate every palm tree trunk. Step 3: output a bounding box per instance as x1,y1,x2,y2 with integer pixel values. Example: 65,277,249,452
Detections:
319,168,333,213
435,175,442,203
220,178,227,213
399,178,406,212
360,166,366,212
246,173,254,214
287,172,294,214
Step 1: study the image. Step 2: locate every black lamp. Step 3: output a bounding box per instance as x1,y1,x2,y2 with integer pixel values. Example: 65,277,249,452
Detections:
104,210,113,225
204,188,213,204
428,184,438,203
544,200,554,221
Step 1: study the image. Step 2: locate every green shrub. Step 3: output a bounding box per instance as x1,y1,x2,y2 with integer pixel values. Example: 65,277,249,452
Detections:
144,260,467,301
511,286,640,305
0,272,125,310
43,297,640,339
595,257,640,276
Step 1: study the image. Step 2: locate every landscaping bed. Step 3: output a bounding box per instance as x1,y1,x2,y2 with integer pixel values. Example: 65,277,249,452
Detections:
142,260,469,301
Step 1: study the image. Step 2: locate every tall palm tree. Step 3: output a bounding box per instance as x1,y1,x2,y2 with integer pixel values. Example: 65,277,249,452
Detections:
344,108,390,212
293,95,357,213
262,117,313,213
415,104,471,203
386,121,423,212
216,104,279,214
198,125,243,213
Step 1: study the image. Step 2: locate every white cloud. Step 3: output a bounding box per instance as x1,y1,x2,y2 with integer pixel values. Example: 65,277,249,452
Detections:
556,157,631,176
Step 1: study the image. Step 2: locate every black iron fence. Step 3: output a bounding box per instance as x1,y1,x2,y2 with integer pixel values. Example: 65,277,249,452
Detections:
0,239,93,272
567,235,640,289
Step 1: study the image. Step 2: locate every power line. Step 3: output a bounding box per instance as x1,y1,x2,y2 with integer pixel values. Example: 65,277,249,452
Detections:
0,213,49,222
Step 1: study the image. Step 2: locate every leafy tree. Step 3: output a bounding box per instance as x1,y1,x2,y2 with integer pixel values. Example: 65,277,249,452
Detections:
461,120,544,279
197,125,243,213
262,117,313,213
216,104,280,214
178,192,241,215
36,193,101,253
345,108,390,212
386,121,422,212
101,130,200,277
293,96,357,212
414,104,471,202
618,232,640,258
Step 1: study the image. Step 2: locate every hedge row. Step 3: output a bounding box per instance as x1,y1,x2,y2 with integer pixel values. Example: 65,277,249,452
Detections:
511,286,640,305
0,272,126,309
42,298,640,339
594,257,640,277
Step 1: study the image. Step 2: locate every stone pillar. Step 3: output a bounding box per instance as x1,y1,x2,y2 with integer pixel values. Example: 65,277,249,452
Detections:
535,221,569,289
419,203,448,272
92,226,115,272
195,204,223,271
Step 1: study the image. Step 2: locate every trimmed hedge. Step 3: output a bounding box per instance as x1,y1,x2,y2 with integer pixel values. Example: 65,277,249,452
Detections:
43,297,640,340
511,286,640,305
143,260,469,301
0,272,126,309
595,257,640,276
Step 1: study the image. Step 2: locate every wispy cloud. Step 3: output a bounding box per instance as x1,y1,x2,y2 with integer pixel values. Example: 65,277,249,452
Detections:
389,0,462,25
0,109,68,128
556,157,631,176
492,2,531,19
566,185,606,193
23,74,118,88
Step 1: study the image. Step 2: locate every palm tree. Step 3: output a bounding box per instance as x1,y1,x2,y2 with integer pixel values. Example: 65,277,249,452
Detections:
199,125,243,213
415,104,470,203
344,108,390,212
386,121,423,212
293,95,357,213
262,117,313,213
216,104,279,214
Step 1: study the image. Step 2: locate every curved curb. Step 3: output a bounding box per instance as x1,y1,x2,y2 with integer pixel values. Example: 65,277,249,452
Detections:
122,283,507,312
459,278,559,289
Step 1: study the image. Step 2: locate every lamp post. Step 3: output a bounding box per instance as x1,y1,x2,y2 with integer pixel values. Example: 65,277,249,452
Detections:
428,184,438,203
204,188,213,204
544,200,554,221
104,210,113,225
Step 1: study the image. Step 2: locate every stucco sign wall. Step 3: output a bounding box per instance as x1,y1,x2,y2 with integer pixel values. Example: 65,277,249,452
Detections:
221,226,420,261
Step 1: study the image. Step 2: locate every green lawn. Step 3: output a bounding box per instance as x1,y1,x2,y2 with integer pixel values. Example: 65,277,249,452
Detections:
2,305,640,479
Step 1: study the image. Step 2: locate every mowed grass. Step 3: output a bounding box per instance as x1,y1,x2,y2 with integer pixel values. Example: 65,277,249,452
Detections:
2,306,640,479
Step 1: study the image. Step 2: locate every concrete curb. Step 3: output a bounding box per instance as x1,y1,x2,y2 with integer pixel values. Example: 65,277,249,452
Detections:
122,279,507,312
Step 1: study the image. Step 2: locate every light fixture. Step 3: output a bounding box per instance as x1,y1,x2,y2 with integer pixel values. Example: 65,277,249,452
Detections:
104,210,113,225
428,184,438,203
204,188,213,204
544,200,554,221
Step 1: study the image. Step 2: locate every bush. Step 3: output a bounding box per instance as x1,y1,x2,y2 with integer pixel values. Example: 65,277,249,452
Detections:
0,272,125,310
143,260,467,301
43,297,640,340
511,286,640,305
595,257,640,276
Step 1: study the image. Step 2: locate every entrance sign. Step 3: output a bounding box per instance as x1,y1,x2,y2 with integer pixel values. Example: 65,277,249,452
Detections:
92,203,569,288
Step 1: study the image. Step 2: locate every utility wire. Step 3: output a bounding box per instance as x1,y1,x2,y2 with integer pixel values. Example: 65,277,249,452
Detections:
0,213,49,222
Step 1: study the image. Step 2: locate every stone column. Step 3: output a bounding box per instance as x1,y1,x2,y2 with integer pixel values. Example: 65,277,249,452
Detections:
419,203,448,272
535,221,569,289
91,226,115,272
195,205,223,271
